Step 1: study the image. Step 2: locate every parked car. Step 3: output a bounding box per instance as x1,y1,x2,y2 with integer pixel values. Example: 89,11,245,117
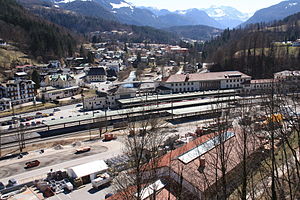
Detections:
42,113,49,117
31,121,36,126
36,112,43,115
53,108,61,112
75,147,91,154
25,122,30,127
76,104,82,107
7,178,17,187
36,121,41,125
24,160,40,169
49,113,54,116
0,181,5,190
1,122,8,126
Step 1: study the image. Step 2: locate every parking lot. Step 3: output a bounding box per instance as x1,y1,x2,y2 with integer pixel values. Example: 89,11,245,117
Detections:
0,104,106,131
48,182,114,200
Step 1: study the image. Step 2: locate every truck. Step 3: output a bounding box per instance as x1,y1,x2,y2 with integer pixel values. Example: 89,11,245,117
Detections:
91,173,112,189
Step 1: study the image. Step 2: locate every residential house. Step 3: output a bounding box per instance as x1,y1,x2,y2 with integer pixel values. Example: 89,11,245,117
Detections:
106,61,120,72
85,67,107,82
83,86,137,110
14,72,28,80
44,74,76,88
292,39,300,47
0,38,6,46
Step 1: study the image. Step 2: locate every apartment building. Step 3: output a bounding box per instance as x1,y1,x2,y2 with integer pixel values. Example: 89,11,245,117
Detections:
0,80,35,105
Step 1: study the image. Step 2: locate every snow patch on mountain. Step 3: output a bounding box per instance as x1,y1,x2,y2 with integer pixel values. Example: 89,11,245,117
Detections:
54,0,92,3
286,2,298,8
176,10,187,15
110,1,133,9
212,9,226,17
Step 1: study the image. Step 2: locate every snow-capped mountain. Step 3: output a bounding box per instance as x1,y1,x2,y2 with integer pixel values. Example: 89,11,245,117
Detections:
45,0,224,28
203,6,251,28
140,6,249,29
243,0,300,26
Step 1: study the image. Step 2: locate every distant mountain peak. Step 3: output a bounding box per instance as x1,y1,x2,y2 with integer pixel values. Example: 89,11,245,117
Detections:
110,1,133,9
243,0,300,26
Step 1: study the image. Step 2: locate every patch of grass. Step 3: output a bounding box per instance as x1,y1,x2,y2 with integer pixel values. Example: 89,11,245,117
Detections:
0,46,35,69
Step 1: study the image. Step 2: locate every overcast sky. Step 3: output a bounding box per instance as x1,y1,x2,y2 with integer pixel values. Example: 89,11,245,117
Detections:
126,0,284,13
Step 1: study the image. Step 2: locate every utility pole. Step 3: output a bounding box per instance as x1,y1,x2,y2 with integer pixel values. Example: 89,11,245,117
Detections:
105,109,108,132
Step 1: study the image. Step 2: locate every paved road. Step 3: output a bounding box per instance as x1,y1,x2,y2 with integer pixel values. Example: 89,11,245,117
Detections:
0,104,79,123
0,140,124,184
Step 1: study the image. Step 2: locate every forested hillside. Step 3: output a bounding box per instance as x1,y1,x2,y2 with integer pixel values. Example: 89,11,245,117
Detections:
21,3,179,44
164,25,222,41
0,0,77,61
202,12,300,79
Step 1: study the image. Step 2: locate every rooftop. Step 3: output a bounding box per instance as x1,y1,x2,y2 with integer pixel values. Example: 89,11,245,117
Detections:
67,160,108,178
164,71,251,83
87,67,106,76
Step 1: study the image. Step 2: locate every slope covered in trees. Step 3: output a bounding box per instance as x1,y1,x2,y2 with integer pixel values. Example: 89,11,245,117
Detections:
19,0,179,44
0,0,77,61
164,25,222,41
202,12,300,79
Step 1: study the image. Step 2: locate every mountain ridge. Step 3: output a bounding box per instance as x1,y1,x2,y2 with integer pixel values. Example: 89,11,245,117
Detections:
243,0,300,26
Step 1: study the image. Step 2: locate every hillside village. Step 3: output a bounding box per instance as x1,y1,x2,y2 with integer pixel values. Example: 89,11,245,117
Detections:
0,0,300,200
0,39,299,113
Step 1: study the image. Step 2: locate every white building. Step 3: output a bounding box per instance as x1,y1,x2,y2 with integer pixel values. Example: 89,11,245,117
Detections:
160,71,251,93
84,86,137,110
0,80,35,105
241,79,278,94
40,86,81,101
0,98,12,111
67,160,108,181
44,74,76,88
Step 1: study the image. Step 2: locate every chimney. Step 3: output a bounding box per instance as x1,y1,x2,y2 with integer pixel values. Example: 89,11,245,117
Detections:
198,158,206,173
185,73,190,82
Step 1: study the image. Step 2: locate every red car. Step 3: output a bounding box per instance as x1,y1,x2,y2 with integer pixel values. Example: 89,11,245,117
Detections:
25,160,40,169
